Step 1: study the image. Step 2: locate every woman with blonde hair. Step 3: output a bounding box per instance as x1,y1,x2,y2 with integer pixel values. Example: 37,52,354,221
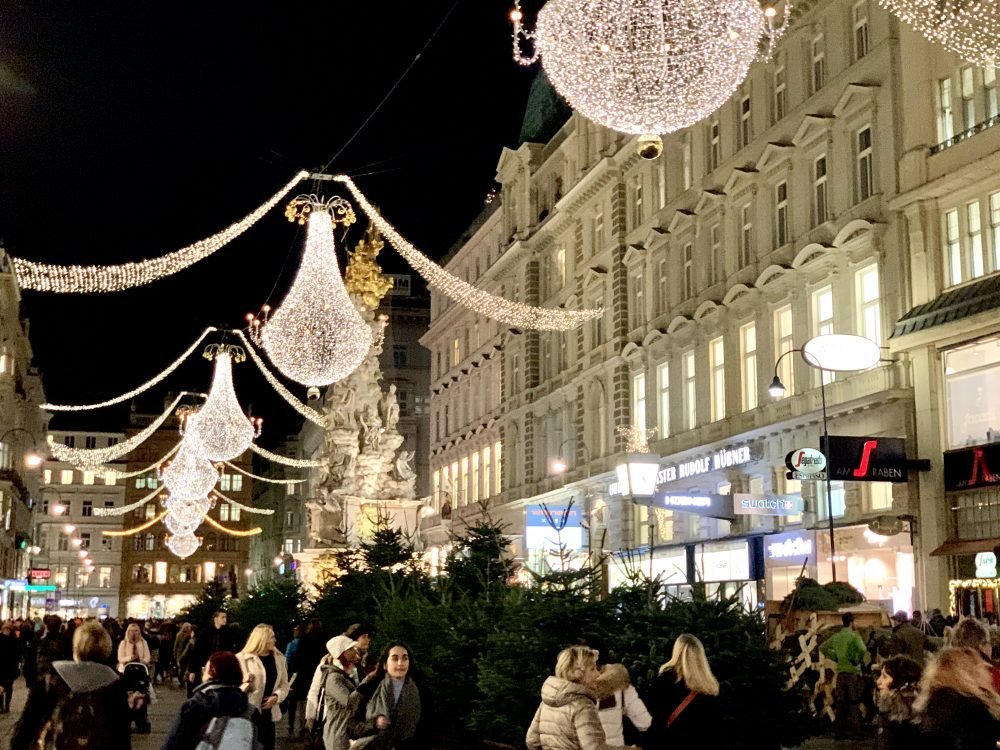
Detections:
643,634,720,747
526,645,638,750
237,624,290,750
117,622,151,673
915,647,1000,749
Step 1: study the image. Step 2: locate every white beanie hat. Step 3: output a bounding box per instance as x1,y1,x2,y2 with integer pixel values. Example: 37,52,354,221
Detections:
326,634,358,662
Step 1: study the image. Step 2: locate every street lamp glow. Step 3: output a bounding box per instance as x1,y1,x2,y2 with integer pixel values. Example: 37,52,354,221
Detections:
767,375,785,399
802,334,881,372
615,454,661,497
24,450,43,468
62,524,75,534
71,538,82,547
77,549,88,559
52,504,66,516
551,458,568,474
273,556,284,567
244,568,254,577
28,545,40,555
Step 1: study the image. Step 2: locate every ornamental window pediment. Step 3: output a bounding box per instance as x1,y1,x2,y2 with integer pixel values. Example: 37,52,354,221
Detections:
667,209,696,234
584,265,608,288
791,243,831,268
723,168,758,195
792,114,836,147
755,142,795,173
694,190,726,215
832,84,880,119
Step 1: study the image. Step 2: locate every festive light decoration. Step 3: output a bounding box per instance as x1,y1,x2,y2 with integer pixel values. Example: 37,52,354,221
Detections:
222,461,306,485
49,393,195,466
213,490,276,515
166,533,201,559
256,199,372,393
878,0,999,66
164,511,201,536
102,511,169,536
14,172,309,293
161,443,220,499
510,0,789,141
164,495,213,530
43,328,217,411
333,176,601,331
203,513,263,536
233,330,327,427
93,486,164,517
250,442,325,468
184,345,261,462
91,443,181,482
617,425,658,453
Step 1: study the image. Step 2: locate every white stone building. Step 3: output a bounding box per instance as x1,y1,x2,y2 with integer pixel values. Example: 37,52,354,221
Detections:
424,0,1000,611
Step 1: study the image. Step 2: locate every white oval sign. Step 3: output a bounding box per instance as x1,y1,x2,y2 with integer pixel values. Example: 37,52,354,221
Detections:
801,334,881,372
788,447,827,475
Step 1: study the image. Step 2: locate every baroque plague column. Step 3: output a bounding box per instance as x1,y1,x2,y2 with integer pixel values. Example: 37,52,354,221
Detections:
295,224,424,585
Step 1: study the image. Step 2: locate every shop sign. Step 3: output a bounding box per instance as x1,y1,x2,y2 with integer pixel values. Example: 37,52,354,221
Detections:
785,448,827,475
610,443,758,495
525,505,583,551
821,436,908,482
1,579,28,591
975,552,998,578
787,470,827,481
59,599,77,608
89,597,100,608
25,584,57,592
28,569,51,579
653,492,735,520
734,493,804,516
944,443,1000,491
765,532,815,564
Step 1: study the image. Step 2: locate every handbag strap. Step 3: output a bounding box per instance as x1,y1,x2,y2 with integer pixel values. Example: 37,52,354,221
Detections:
667,691,697,728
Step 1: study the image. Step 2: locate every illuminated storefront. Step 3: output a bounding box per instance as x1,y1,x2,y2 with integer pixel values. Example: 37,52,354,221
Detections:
816,524,915,614
125,593,197,620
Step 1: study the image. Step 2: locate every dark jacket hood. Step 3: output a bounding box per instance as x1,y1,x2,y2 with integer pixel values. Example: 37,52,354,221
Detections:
52,661,119,693
191,681,250,716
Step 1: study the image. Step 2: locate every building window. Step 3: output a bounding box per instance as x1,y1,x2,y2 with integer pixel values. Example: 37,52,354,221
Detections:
813,155,829,226
709,337,726,422
773,61,787,123
494,441,502,495
681,133,693,190
60,469,73,485
630,273,644,329
811,34,826,94
816,481,847,520
944,336,1000,448
43,469,51,484
852,1,869,60
82,470,95,486
460,457,469,506
856,264,882,345
471,452,480,504
632,372,647,434
961,66,976,130
683,350,697,430
991,192,1000,271
99,566,112,589
483,445,492,500
451,338,461,367
855,126,873,203
591,306,604,347
64,435,75,448
739,203,753,268
739,95,752,148
986,66,998,119
554,245,566,290
657,362,670,438
657,259,668,312
968,201,986,279
220,503,230,522
774,181,788,248
104,472,116,486
82,500,93,517
946,208,962,286
79,532,90,550
774,304,795,397
707,119,721,171
812,285,835,384
683,242,694,299
740,323,758,412
593,207,605,252
85,436,97,449
869,483,893,511
710,223,724,284
630,174,644,228
938,77,955,143
145,504,157,520
393,344,408,368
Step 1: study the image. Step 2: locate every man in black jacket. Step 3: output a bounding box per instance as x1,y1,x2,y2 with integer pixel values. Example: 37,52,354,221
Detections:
187,611,238,696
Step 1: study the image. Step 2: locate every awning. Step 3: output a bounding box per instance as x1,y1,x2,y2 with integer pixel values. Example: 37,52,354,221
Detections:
892,273,1000,339
930,538,1000,556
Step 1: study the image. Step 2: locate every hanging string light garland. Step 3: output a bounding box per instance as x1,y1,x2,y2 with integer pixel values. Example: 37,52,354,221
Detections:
203,514,263,536
250,442,325,468
222,461,306,485
14,172,309,293
877,0,999,65
49,392,198,466
90,443,181,482
510,0,789,155
93,485,164,517
42,329,217,412
254,197,372,397
232,329,327,427
332,176,601,331
213,490,276,515
102,510,169,536
184,345,261,462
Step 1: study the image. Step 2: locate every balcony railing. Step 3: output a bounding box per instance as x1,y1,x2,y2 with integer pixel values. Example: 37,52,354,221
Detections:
930,113,1000,155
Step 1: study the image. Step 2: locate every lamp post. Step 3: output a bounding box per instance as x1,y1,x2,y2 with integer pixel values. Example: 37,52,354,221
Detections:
614,436,661,603
0,427,44,469
768,334,882,585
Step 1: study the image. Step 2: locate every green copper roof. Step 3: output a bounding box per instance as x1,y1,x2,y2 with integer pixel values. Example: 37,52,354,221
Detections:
519,70,571,145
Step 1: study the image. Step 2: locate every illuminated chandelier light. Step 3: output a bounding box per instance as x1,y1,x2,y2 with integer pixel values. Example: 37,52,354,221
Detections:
165,495,213,526
184,345,261,462
232,329,327,427
510,0,789,144
877,0,999,66
93,485,163,517
334,176,601,331
164,511,202,536
43,328,217,411
250,442,325,468
222,460,306,485
14,172,309,293
90,442,181,483
213,490,276,515
49,392,196,466
161,443,220,499
166,533,201,559
258,198,372,394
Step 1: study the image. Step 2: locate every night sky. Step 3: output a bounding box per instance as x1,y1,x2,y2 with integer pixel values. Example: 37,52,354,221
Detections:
0,0,534,438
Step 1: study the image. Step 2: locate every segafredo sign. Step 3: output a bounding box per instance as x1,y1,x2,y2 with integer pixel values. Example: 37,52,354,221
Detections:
785,447,827,476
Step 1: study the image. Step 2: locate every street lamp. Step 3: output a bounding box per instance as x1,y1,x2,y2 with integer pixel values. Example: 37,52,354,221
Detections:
615,446,661,592
0,427,44,469
550,438,591,477
769,334,881,584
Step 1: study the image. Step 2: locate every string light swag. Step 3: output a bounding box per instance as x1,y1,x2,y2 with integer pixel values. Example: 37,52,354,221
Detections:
213,490,276,515
102,511,169,536
250,442,325,468
15,172,309,293
203,514,263,536
253,196,372,398
333,176,602,331
510,0,789,157
43,328,218,412
49,392,196,466
877,0,999,65
90,442,181,482
93,485,164,517
184,345,261,462
233,329,328,427
222,461,306,485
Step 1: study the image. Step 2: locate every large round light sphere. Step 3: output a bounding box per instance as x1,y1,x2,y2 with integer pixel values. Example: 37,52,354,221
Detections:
162,444,219,500
166,533,201,559
878,0,999,66
533,0,780,135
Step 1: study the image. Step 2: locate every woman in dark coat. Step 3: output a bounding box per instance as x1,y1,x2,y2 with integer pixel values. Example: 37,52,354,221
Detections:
354,642,427,750
643,634,719,749
0,622,22,712
915,647,1000,750
874,654,922,750
163,651,255,750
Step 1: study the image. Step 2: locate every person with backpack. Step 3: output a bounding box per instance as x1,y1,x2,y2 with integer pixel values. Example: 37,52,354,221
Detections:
162,650,258,750
10,620,131,750
237,624,290,750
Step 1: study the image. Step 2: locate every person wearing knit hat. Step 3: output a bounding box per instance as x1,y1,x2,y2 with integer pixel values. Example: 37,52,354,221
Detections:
304,635,388,750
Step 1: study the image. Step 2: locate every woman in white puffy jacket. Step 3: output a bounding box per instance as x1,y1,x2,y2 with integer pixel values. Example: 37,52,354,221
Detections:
594,663,651,746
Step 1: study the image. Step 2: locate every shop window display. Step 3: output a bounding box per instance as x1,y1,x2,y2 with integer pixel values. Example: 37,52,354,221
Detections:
945,337,1000,449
